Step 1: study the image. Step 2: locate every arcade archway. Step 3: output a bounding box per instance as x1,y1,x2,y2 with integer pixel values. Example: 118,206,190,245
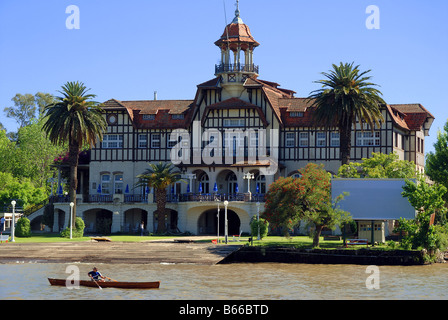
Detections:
197,208,241,236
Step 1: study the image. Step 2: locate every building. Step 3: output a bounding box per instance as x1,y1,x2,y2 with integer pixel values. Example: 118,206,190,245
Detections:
46,3,434,236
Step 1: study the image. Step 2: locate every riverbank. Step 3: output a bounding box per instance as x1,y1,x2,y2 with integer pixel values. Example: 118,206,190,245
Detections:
220,246,443,265
0,240,243,265
1,236,444,266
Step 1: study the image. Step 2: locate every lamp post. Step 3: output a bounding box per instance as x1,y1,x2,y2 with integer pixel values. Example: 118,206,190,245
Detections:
224,200,229,244
243,172,254,193
256,202,261,240
243,172,254,201
69,202,74,239
11,200,16,242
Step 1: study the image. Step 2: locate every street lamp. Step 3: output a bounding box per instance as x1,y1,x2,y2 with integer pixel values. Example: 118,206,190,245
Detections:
243,172,255,193
256,202,261,240
11,200,16,242
224,200,229,244
69,202,75,239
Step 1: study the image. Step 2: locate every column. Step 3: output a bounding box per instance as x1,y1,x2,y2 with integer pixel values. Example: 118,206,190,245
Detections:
147,210,154,233
111,210,121,233
237,44,241,70
53,209,59,233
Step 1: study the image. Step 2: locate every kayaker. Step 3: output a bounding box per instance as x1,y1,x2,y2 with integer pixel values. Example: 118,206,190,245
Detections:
88,267,106,282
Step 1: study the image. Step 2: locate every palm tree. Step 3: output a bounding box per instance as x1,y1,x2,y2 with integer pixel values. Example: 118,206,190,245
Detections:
42,81,107,220
308,62,386,165
136,162,184,234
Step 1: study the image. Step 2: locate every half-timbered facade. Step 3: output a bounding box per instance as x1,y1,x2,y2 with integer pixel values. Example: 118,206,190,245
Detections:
52,4,434,236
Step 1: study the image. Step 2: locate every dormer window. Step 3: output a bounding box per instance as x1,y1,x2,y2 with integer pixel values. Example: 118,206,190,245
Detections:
290,112,304,118
172,114,185,120
143,114,156,121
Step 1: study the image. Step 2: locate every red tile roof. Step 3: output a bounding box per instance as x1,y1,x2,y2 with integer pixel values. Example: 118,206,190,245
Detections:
215,23,260,50
389,103,435,131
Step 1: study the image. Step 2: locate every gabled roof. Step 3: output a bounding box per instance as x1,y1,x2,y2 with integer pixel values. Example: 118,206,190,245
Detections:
101,99,194,129
197,77,221,89
386,103,434,132
120,100,193,115
202,97,268,127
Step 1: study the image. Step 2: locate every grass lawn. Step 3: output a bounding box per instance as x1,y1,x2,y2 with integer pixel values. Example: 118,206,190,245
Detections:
250,236,345,249
9,233,396,251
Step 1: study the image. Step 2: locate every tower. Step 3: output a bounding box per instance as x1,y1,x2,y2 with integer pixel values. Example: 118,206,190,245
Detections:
214,0,260,86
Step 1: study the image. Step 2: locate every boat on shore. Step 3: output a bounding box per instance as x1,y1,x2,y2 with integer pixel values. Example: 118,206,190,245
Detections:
48,278,160,289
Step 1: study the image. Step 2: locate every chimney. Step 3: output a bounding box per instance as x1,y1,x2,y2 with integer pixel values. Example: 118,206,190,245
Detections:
154,91,158,101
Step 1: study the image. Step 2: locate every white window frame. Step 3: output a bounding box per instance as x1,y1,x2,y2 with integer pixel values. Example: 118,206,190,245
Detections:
138,134,148,149
114,174,123,194
285,132,295,148
151,134,161,149
316,132,326,147
330,132,340,147
356,131,380,146
299,132,309,147
101,174,111,194
102,135,123,149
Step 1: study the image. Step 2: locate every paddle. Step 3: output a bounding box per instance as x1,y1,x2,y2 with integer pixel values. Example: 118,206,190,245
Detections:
91,278,103,290
105,277,118,282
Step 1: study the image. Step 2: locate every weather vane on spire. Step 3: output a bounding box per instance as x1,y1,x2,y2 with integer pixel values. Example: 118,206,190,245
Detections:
235,0,240,17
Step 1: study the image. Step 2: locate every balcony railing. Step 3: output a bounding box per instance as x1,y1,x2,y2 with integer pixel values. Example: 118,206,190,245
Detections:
51,193,265,204
215,63,259,74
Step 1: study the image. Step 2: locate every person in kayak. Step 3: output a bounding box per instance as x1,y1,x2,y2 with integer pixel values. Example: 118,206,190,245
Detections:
88,267,106,282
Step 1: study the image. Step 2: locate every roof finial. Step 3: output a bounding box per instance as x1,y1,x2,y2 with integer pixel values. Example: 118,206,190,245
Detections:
232,0,244,24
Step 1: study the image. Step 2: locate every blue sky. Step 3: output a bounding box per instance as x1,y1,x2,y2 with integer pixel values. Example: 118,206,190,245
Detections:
0,0,447,154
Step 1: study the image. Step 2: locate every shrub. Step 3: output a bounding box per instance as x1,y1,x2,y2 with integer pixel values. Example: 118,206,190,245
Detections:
60,217,85,238
250,216,269,239
16,217,31,237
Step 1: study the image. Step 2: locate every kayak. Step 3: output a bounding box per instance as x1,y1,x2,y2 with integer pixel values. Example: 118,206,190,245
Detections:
48,278,160,289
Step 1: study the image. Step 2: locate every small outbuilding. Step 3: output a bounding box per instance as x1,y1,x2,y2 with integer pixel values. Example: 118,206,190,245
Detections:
331,179,416,243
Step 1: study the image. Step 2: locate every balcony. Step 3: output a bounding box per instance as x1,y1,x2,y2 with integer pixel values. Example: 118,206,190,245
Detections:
51,193,265,205
215,63,259,75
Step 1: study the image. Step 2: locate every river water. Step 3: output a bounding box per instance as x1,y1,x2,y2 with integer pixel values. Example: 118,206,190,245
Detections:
1,262,448,300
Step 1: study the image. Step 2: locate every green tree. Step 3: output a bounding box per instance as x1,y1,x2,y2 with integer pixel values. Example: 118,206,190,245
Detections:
13,120,65,187
42,82,107,221
0,172,47,210
426,120,448,200
136,162,183,234
308,62,386,165
3,92,55,128
263,163,351,247
337,152,417,179
398,178,447,250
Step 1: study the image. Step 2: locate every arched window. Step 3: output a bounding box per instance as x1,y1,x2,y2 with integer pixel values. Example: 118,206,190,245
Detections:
199,173,210,194
226,172,238,193
256,174,266,194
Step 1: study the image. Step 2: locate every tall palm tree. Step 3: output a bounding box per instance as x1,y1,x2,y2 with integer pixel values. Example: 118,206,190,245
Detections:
308,62,386,165
136,162,184,234
42,81,107,220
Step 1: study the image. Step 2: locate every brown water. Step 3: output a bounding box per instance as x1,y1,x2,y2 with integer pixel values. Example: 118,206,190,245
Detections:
1,262,447,300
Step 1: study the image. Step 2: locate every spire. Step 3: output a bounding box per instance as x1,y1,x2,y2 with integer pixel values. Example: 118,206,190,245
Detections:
232,0,244,24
